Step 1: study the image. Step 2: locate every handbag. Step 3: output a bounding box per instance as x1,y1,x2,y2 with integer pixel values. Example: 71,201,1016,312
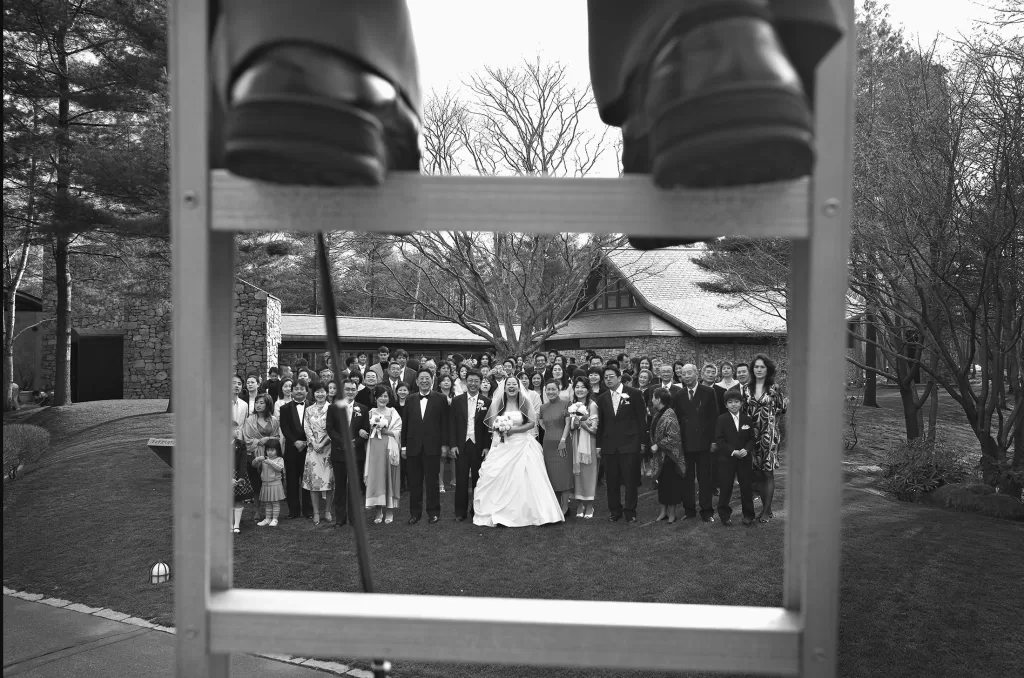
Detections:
233,471,254,497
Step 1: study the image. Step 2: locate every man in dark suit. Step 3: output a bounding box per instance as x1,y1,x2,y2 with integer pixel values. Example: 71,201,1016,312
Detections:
595,365,648,523
354,370,380,411
671,363,720,522
449,369,490,521
402,368,450,524
278,381,313,518
394,349,417,386
715,390,757,526
382,360,407,402
326,379,369,527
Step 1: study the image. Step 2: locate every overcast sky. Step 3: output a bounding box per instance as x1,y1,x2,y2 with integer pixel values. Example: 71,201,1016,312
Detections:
405,0,1000,178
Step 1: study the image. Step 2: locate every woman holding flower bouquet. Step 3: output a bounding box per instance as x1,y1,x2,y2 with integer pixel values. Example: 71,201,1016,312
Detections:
568,377,600,519
364,385,402,524
473,376,564,527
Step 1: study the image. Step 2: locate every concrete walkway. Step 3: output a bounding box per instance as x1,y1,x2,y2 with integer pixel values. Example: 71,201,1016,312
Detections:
3,595,361,677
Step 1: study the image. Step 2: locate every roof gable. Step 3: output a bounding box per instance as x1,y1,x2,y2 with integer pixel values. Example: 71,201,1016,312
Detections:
604,247,786,336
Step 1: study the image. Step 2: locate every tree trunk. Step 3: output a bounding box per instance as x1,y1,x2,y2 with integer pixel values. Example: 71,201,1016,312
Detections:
863,314,879,407
926,382,939,443
52,235,73,406
898,382,922,440
3,296,17,412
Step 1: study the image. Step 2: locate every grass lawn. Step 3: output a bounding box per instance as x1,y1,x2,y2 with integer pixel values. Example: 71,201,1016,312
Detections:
4,396,1022,678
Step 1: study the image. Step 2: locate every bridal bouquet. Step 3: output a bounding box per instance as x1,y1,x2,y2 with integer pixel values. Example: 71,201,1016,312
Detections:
567,402,588,428
369,412,386,439
493,415,513,443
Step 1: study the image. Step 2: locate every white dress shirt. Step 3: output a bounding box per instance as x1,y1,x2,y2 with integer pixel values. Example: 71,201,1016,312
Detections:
465,393,478,443
419,392,430,417
611,384,623,414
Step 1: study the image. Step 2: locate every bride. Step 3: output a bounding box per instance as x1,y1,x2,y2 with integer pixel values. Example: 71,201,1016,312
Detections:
473,377,565,527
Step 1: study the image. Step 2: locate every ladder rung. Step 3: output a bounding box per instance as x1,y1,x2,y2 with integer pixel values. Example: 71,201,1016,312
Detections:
212,171,810,238
208,589,801,674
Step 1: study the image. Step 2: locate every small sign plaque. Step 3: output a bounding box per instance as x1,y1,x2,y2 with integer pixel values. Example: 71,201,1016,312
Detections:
147,438,175,447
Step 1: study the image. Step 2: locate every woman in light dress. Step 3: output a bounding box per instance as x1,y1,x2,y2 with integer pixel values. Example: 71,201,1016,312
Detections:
568,377,599,519
473,377,564,527
363,385,402,524
301,382,335,525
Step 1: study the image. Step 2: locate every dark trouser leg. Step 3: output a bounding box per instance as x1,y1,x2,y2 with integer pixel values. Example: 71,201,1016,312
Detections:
210,0,420,110
454,439,478,519
710,451,720,494
284,449,303,516
246,461,262,516
681,451,699,517
406,454,423,518
586,0,843,125
331,460,349,524
736,456,756,520
717,455,736,521
620,453,641,518
695,452,714,519
356,448,367,496
424,455,442,518
604,454,624,517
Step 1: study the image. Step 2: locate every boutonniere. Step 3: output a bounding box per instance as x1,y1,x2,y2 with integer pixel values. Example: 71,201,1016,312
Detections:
620,393,631,404
741,424,750,430
476,400,487,412
351,405,361,418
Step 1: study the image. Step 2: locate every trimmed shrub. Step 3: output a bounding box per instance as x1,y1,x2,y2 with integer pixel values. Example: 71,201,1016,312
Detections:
880,438,970,502
3,423,51,480
929,484,1024,521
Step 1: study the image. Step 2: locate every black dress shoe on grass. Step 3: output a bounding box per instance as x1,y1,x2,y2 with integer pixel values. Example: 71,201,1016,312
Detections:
428,516,440,524
625,516,637,523
722,518,734,526
223,45,420,187
608,514,622,522
408,516,420,524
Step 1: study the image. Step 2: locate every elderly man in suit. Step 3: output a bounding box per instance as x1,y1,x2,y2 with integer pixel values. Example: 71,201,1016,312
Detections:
402,368,450,524
672,363,720,522
595,365,648,523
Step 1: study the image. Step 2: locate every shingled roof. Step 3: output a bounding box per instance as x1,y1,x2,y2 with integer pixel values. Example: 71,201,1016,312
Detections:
281,315,493,345
604,247,786,337
554,309,683,339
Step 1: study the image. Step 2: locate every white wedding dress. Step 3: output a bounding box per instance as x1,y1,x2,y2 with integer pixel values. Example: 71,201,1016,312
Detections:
473,410,565,527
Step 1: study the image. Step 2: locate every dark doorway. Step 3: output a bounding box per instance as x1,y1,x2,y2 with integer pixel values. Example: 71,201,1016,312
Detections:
73,335,124,402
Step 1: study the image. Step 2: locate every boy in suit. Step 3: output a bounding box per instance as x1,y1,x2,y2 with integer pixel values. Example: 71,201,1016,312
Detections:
715,390,757,526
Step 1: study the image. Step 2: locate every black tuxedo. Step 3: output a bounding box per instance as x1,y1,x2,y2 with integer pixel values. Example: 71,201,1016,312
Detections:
448,391,490,519
402,390,450,519
326,400,369,524
715,410,757,521
278,399,312,518
354,387,376,412
671,384,720,519
595,385,647,519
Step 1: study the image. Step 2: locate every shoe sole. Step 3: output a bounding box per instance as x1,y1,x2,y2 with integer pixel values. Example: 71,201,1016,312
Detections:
650,85,813,189
225,95,387,187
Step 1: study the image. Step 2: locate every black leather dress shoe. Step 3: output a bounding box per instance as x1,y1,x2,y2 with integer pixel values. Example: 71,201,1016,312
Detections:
722,518,734,526
428,516,440,524
702,515,715,523
223,45,420,187
624,0,813,251
455,516,467,522
335,518,348,528
625,516,637,523
742,517,754,526
408,516,420,524
608,514,622,522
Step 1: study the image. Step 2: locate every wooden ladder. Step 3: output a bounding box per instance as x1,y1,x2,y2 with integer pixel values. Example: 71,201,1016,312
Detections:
170,1,855,675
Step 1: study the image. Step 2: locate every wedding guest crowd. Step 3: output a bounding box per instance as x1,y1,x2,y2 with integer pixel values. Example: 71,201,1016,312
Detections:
231,345,787,531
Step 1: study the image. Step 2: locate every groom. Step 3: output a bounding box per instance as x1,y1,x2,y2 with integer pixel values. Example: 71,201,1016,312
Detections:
402,368,450,524
448,369,490,522
596,366,647,523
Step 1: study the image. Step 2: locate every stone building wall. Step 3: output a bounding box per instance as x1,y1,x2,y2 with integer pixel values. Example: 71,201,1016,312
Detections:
233,280,281,380
40,268,281,398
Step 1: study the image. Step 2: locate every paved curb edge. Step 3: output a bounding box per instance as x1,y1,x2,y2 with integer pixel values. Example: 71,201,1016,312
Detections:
2,586,374,678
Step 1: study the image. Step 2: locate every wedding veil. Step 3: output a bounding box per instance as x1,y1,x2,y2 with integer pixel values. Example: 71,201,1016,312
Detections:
484,378,536,430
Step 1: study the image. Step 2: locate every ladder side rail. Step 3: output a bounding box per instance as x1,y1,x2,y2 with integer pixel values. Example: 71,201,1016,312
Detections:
171,0,230,676
788,0,857,675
